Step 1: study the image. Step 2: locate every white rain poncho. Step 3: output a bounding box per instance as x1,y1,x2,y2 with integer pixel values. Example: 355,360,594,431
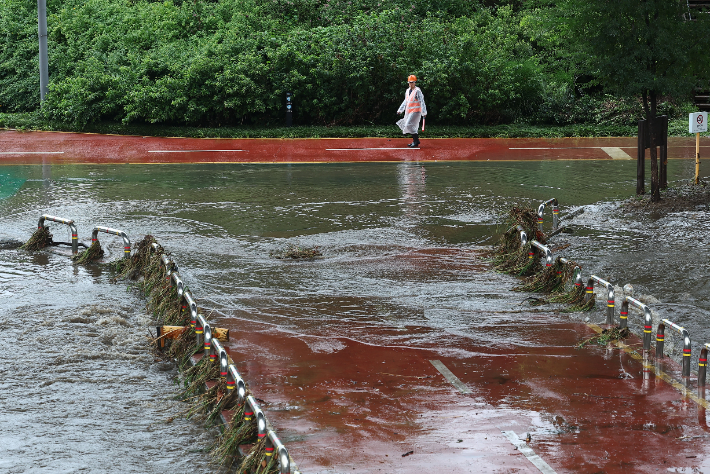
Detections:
396,86,427,134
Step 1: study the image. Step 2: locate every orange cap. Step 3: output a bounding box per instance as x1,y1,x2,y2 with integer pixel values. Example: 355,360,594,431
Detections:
408,75,417,82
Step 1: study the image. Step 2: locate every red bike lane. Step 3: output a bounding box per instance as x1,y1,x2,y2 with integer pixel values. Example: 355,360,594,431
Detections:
0,129,706,163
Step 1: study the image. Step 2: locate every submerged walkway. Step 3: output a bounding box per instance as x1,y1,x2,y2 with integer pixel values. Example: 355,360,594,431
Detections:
0,129,707,163
4,129,710,473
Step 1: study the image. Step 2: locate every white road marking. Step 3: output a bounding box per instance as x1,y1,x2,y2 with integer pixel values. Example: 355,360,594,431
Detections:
501,431,558,474
429,360,471,394
326,148,419,150
601,147,633,160
148,150,245,153
0,151,64,154
509,147,602,150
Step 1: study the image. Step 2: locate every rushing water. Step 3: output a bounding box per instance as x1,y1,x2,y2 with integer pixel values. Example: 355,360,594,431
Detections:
0,158,707,472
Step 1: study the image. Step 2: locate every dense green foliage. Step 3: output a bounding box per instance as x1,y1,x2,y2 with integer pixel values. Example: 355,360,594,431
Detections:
0,0,706,129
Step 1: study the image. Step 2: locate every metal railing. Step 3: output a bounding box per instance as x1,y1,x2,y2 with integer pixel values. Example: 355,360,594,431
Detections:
91,226,131,259
537,198,559,232
584,275,615,325
619,296,653,351
38,214,79,254
559,257,582,288
530,240,553,267
656,319,692,377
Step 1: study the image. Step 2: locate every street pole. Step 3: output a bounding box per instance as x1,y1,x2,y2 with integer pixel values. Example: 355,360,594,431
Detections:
37,0,48,101
696,132,701,185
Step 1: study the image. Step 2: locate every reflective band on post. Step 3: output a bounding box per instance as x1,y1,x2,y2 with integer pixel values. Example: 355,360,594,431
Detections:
265,447,274,457
195,326,203,335
657,335,665,341
684,349,692,356
644,325,652,333
586,287,593,293
528,252,534,259
244,411,254,421
607,300,615,308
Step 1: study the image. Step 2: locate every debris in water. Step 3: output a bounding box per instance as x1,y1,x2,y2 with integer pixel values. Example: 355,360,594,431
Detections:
402,451,414,457
576,327,630,349
270,244,322,260
20,226,52,251
72,240,104,264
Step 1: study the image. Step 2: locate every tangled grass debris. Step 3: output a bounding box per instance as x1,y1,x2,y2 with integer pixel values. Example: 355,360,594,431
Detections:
110,234,274,471
576,327,630,349
72,240,104,263
270,244,322,260
20,226,52,251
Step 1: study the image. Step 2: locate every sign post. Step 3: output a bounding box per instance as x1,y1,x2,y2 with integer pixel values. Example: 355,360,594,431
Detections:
690,112,708,184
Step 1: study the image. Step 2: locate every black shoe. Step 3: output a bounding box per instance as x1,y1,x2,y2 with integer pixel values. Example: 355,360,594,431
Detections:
413,141,420,147
407,142,416,148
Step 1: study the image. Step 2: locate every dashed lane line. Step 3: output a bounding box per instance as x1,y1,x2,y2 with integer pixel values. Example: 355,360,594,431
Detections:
501,431,558,474
429,360,471,394
148,150,245,153
0,151,64,154
326,147,419,150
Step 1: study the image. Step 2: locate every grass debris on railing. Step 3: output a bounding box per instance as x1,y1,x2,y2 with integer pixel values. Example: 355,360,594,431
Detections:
576,327,630,349
72,240,104,263
492,207,544,276
20,226,52,251
271,244,322,260
111,234,158,279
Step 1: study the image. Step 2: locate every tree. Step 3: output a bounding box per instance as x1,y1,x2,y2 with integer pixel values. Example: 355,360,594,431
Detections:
559,0,710,201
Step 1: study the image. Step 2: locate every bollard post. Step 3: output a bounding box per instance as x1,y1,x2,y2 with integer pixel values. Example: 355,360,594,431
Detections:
531,240,553,267
266,431,291,474
183,291,197,329
227,365,247,401
700,346,709,387
657,319,692,378
619,296,653,350
203,323,212,358
92,227,132,259
38,215,79,254
196,314,206,349
537,198,559,232
586,276,615,325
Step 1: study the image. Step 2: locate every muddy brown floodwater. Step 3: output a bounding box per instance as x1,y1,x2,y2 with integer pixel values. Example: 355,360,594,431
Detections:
2,154,710,472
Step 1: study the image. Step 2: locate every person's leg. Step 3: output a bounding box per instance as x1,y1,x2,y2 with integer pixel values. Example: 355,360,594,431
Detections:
412,133,420,146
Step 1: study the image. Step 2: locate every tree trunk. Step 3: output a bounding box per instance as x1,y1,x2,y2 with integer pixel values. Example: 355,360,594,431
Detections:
648,90,661,202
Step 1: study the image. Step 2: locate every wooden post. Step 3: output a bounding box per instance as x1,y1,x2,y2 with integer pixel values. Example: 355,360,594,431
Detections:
637,119,646,195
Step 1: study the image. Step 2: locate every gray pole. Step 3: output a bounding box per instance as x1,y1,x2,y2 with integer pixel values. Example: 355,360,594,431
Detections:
37,0,48,101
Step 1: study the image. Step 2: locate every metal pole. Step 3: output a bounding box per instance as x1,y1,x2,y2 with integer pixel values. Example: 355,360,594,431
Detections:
37,0,49,101
693,133,700,184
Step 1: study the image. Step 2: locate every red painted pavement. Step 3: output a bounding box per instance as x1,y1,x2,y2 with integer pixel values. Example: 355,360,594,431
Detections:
0,129,707,163
223,315,710,473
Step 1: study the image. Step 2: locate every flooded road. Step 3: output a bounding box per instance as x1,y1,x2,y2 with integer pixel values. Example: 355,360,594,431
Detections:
1,157,710,472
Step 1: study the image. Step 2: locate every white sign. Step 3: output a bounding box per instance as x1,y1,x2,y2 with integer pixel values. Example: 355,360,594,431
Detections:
690,112,708,133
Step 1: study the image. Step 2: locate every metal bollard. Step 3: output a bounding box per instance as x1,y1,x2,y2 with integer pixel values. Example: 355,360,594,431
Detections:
38,214,79,254
530,240,553,267
514,225,528,246
196,314,207,349
246,396,268,442
656,319,692,378
92,226,131,259
203,323,212,358
619,296,653,350
537,198,559,232
266,431,291,474
212,338,224,368
171,272,185,297
182,291,197,329
559,257,582,288
700,345,710,387
227,365,247,401
585,275,615,325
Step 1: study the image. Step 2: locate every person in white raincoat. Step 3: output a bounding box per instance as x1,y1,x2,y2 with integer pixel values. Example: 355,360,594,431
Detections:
396,75,427,148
